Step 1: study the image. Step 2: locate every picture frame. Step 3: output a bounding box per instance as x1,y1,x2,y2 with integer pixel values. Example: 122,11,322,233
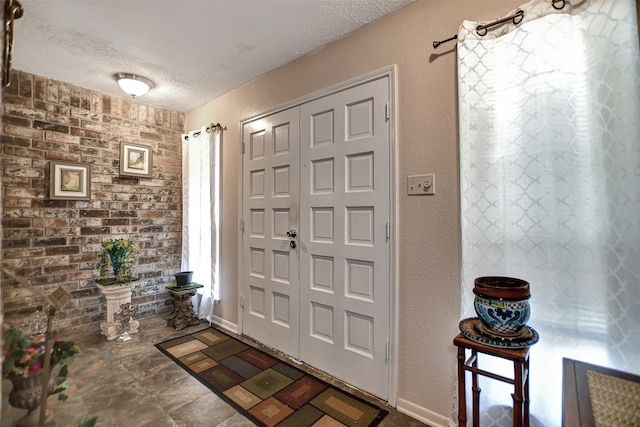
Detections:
120,142,153,178
49,161,91,200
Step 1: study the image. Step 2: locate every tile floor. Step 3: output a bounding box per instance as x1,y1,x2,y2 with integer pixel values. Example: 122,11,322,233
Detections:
2,315,428,427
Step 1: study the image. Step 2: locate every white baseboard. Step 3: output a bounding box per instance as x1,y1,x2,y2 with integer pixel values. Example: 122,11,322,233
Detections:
396,398,449,427
208,314,238,335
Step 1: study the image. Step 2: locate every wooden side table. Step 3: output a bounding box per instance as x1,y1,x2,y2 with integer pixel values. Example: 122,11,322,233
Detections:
453,333,531,427
167,284,204,331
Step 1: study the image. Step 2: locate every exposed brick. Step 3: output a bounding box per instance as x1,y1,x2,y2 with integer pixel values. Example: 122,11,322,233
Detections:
46,82,59,104
3,115,31,128
80,227,110,235
18,72,33,98
59,83,71,105
147,106,156,125
4,124,44,139
35,101,71,116
3,229,43,239
45,245,80,256
139,225,164,233
71,218,102,227
91,93,103,113
44,131,80,144
32,218,70,228
2,218,32,228
45,112,71,126
32,273,69,286
102,95,112,115
2,70,184,335
111,210,138,218
12,266,44,277
32,255,70,267
70,87,81,108
4,104,43,119
3,248,45,259
34,76,47,101
102,218,129,226
139,131,163,142
34,120,70,134
5,70,19,95
34,237,67,247
43,264,79,274
2,135,32,148
70,127,101,139
81,89,91,110
3,239,31,248
80,209,109,218
128,103,138,121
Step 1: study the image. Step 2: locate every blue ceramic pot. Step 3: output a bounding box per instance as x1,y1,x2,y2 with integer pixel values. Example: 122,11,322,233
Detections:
474,296,530,335
473,276,531,335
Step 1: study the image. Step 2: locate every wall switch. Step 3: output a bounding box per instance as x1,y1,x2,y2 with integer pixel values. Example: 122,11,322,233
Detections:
407,174,435,195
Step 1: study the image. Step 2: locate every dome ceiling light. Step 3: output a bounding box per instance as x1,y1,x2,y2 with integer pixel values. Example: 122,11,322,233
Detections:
114,73,154,97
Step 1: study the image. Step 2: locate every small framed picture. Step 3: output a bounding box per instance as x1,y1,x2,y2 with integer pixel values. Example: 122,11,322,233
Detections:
120,142,153,178
49,161,91,200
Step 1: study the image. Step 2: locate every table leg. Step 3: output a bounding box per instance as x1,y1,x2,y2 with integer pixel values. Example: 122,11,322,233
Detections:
524,357,530,427
457,346,467,426
471,349,480,427
512,360,524,427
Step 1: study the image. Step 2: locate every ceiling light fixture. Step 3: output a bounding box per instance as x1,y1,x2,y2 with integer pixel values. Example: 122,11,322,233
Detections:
114,73,154,97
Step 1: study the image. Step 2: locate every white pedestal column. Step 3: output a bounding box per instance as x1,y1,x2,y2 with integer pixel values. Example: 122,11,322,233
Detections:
97,282,140,340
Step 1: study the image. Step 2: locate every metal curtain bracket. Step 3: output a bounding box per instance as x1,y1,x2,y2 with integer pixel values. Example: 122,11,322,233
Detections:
476,9,524,36
3,0,24,87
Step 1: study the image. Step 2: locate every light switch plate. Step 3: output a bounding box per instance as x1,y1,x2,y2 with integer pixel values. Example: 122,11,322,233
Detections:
407,174,435,195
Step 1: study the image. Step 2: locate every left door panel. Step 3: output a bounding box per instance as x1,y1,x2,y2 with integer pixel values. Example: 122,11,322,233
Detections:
242,108,300,358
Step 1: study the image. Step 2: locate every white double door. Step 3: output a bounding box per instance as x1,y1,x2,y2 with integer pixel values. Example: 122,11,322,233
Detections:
241,76,391,399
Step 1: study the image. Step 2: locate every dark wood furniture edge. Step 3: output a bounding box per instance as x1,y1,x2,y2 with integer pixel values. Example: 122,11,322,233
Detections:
563,358,640,427
562,357,580,427
453,333,530,362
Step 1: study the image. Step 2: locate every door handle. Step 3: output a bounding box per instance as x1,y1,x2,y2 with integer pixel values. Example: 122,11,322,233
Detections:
287,229,297,238
290,241,297,249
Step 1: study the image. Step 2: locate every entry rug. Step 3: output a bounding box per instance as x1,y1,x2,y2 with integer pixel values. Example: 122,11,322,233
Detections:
156,328,388,427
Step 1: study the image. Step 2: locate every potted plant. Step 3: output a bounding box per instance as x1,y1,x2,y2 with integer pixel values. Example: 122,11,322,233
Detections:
96,238,141,340
3,327,80,425
97,237,140,284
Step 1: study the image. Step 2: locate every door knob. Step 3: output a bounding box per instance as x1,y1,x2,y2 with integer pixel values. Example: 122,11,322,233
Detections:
290,241,297,249
287,229,297,238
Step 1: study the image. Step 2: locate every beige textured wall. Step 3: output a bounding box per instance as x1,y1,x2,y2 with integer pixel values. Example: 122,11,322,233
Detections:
186,0,519,421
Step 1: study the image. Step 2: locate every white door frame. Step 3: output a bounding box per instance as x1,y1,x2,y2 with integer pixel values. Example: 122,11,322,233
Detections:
237,65,398,406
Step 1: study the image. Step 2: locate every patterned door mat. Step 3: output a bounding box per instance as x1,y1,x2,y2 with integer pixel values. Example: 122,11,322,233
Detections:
156,328,388,427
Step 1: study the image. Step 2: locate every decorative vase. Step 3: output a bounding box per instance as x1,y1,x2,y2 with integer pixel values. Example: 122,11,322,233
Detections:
473,276,531,336
7,371,55,427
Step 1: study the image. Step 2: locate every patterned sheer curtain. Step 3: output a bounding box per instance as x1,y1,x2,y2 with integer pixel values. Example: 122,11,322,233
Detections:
181,125,221,320
458,0,640,425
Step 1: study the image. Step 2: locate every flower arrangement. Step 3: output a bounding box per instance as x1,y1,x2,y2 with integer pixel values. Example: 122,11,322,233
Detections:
97,237,140,284
2,327,79,400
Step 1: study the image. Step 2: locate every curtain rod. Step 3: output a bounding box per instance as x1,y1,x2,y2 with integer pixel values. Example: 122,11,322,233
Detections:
432,0,566,49
184,122,226,141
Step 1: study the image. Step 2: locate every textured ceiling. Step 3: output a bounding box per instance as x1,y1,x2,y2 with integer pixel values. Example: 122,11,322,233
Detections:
12,0,415,112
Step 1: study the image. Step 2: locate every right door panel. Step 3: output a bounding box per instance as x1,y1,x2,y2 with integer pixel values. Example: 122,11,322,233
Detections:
299,77,391,399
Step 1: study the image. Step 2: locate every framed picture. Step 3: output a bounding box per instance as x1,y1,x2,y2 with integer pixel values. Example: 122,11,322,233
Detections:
120,142,153,178
49,161,91,200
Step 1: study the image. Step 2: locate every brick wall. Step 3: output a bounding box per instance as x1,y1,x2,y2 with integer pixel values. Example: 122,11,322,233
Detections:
1,70,185,335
